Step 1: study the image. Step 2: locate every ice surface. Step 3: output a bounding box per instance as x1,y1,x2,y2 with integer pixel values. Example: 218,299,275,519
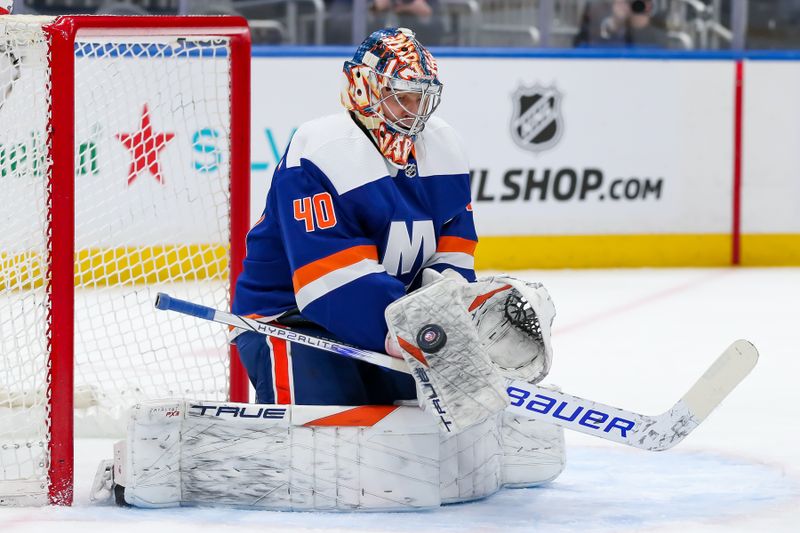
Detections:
2,267,798,532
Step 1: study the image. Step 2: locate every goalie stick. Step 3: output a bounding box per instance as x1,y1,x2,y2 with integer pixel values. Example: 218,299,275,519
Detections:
154,292,758,452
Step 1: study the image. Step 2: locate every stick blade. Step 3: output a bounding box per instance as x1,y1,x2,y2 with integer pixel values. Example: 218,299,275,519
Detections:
681,339,758,422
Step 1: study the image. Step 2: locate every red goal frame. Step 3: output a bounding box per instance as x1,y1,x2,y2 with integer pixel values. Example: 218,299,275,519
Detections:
42,15,251,505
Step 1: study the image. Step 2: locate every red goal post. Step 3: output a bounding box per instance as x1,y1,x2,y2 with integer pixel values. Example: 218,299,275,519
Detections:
0,15,251,506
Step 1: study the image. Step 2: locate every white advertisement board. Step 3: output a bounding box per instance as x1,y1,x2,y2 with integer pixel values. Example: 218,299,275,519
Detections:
2,49,794,268
249,56,735,240
742,61,800,233
739,60,800,264
436,58,734,237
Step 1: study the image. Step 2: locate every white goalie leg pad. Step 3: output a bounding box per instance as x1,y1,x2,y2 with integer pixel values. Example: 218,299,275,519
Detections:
439,412,503,504
501,389,566,487
124,402,183,507
466,275,556,383
112,399,564,510
438,409,564,502
385,276,508,433
119,400,442,511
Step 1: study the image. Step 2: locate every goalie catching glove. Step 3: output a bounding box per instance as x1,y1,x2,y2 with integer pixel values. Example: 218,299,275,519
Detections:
419,269,555,382
464,274,555,383
385,270,556,433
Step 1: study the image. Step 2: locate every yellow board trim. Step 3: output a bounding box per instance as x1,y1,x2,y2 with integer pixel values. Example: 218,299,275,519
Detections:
1,244,229,291
741,234,800,266
474,234,734,269
2,234,798,290
0,251,46,291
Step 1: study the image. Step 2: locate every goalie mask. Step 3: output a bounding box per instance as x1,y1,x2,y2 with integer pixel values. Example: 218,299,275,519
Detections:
341,27,442,168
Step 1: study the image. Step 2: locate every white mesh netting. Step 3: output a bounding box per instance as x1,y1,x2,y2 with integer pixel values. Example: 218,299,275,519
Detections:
1,17,52,506
1,17,239,505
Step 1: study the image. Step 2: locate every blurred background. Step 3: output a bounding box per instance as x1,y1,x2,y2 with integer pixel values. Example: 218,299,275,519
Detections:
8,0,800,50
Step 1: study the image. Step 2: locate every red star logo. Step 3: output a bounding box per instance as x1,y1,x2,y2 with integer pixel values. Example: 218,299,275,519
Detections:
116,104,175,185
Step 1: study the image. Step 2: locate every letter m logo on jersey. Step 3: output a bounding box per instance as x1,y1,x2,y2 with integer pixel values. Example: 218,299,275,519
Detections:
383,220,435,276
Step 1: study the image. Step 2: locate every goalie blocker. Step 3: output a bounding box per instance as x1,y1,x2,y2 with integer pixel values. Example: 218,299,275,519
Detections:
384,271,556,433
92,399,565,510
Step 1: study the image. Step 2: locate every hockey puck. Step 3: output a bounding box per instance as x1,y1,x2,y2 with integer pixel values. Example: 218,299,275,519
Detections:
416,324,447,353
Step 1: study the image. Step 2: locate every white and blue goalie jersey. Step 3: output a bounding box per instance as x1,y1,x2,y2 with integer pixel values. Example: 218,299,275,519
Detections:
233,113,477,352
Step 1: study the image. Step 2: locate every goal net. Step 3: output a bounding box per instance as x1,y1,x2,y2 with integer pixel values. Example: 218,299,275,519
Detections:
0,15,250,506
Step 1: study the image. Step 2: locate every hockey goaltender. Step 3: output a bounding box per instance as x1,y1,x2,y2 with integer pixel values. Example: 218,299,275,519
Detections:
91,27,563,511
91,27,756,511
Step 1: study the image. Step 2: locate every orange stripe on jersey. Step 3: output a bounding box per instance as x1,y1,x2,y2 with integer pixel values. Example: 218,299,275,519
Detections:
292,245,379,292
437,236,477,255
270,338,292,404
303,405,398,427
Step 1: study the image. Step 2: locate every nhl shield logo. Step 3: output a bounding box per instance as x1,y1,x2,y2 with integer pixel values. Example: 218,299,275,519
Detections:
510,85,563,153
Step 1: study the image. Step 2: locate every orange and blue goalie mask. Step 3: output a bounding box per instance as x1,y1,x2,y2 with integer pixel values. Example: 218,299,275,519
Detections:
341,28,442,168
